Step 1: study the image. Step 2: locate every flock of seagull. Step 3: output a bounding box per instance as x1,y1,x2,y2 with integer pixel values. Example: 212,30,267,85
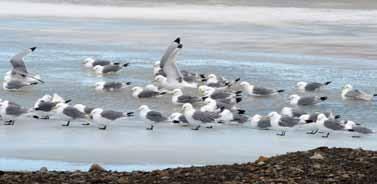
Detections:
0,37,375,138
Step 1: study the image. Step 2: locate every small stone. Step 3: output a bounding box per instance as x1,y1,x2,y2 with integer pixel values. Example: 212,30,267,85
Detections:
310,152,325,160
39,167,48,172
313,164,321,169
256,156,269,163
88,164,106,172
257,161,265,166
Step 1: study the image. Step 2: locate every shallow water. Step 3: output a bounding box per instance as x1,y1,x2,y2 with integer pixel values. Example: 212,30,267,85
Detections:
0,0,376,171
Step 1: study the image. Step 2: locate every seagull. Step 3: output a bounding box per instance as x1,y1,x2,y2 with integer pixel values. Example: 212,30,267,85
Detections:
202,74,239,89
4,47,44,84
171,89,202,105
269,112,300,136
168,112,189,126
343,120,374,137
280,107,307,118
3,80,39,91
154,61,200,83
296,81,331,92
239,81,284,97
250,114,271,130
315,113,345,138
138,105,167,130
153,75,197,90
200,97,243,113
92,63,130,75
73,104,96,115
159,37,183,83
131,86,166,99
199,85,242,100
33,94,70,119
0,100,30,125
82,58,115,68
90,108,134,130
53,103,91,127
341,84,377,101
288,94,327,106
95,81,131,92
181,103,220,130
217,109,248,125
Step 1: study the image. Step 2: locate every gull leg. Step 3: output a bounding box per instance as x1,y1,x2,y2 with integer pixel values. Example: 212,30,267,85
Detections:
11,120,15,126
322,132,330,138
98,125,107,130
277,131,286,136
40,116,50,120
206,126,213,129
62,121,70,127
146,124,154,131
82,122,90,126
192,125,201,131
352,135,361,138
306,129,319,135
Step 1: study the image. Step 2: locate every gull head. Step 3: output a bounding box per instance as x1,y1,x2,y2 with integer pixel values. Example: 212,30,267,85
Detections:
172,89,183,96
181,103,193,112
288,94,300,103
296,82,307,90
138,105,150,112
153,75,167,83
83,57,95,67
240,81,253,89
268,111,280,119
95,81,105,90
316,113,328,123
342,84,353,92
90,108,103,117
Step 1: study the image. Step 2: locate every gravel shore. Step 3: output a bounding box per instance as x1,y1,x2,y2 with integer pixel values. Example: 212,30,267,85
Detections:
1,147,376,184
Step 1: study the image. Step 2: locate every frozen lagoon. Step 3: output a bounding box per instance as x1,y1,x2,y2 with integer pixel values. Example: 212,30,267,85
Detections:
0,0,377,171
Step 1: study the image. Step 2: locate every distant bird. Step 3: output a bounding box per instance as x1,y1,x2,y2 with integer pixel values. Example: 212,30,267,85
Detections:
288,94,327,106
200,97,242,113
0,100,30,125
343,120,374,137
181,103,220,130
202,74,239,89
315,114,345,138
95,81,131,92
341,84,377,101
299,112,340,124
296,81,331,92
138,105,167,130
53,103,91,127
90,108,134,130
269,112,300,136
3,80,38,91
171,89,202,105
33,94,71,120
131,86,166,99
93,63,129,75
280,107,307,118
240,81,284,97
168,112,189,126
82,58,114,68
73,104,95,115
217,109,248,125
199,85,242,100
4,47,44,85
250,114,271,130
154,75,197,90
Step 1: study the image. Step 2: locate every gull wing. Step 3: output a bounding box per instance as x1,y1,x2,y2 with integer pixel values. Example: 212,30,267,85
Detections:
160,38,183,82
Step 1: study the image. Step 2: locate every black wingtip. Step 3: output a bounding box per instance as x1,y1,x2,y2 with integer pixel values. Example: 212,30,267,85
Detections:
334,115,341,119
324,81,332,85
126,82,132,85
277,89,285,93
177,44,183,49
237,109,246,114
306,119,314,123
127,112,134,117
200,74,206,79
320,96,328,101
172,120,180,124
30,82,38,85
33,115,40,119
236,97,242,103
114,62,120,65
235,91,242,95
174,37,180,44
123,63,130,67
373,94,377,97
64,99,72,104
202,96,209,101
201,78,208,82
30,47,37,51
159,92,167,95
234,78,241,82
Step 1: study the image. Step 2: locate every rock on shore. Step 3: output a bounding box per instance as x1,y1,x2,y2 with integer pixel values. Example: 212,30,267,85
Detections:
1,147,376,183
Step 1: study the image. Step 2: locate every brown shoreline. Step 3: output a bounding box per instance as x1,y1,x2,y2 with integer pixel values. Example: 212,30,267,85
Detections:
1,147,376,184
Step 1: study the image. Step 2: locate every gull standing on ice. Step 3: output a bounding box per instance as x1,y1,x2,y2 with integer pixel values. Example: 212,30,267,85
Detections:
53,103,91,127
181,103,220,130
90,108,134,130
0,100,30,125
138,105,167,130
131,86,166,99
171,89,202,105
250,114,272,130
269,112,300,136
315,114,344,138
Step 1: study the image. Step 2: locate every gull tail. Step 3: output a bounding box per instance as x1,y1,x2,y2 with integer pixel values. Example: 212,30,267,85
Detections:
174,37,181,44
324,81,332,85
125,82,132,85
200,74,207,79
235,97,242,103
159,92,167,96
373,94,377,97
320,96,328,101
334,115,341,119
123,112,134,117
277,89,285,93
202,96,209,101
235,91,242,95
123,63,130,67
237,109,246,114
30,47,37,52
